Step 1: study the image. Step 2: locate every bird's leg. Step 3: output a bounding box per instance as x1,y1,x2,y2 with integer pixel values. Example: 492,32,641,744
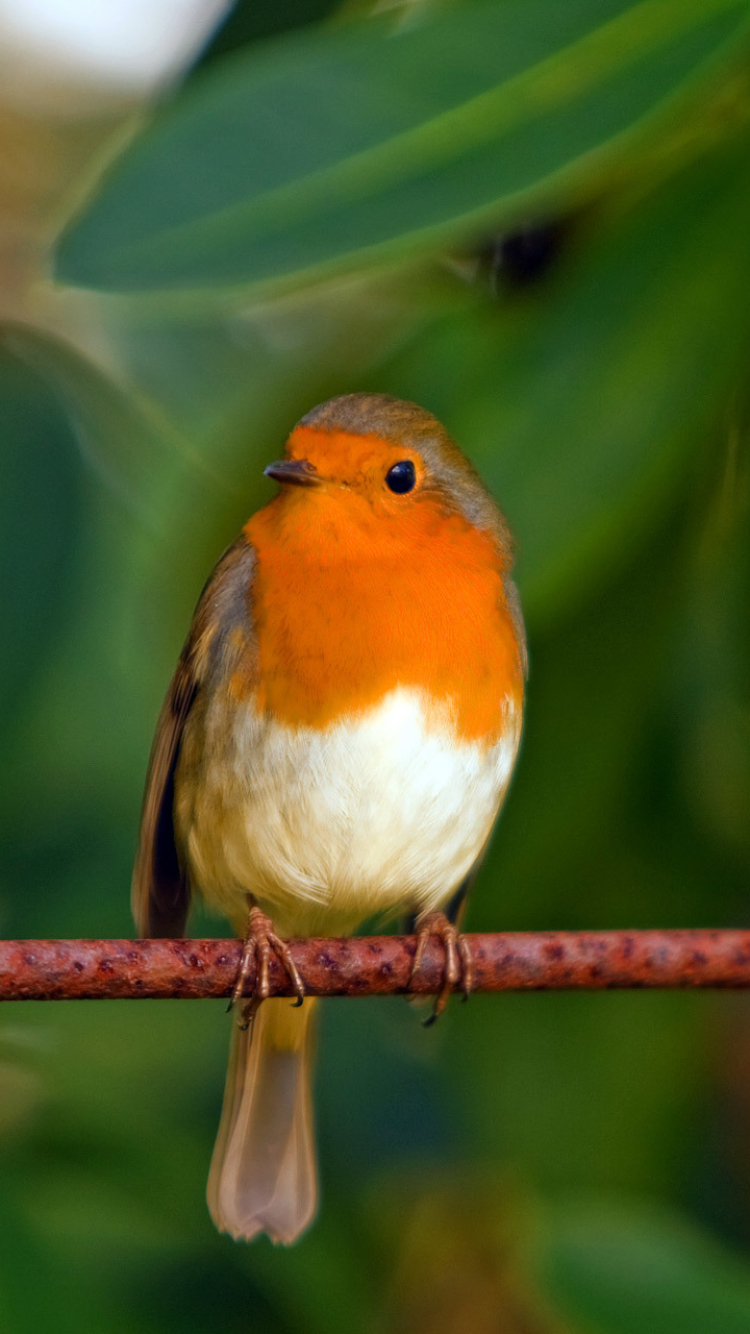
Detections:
228,900,305,1029
409,904,474,1026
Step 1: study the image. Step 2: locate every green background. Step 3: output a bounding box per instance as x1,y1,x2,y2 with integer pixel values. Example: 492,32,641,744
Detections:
1,1,750,1329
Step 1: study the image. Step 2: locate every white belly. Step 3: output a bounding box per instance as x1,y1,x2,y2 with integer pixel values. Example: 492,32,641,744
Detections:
178,687,521,936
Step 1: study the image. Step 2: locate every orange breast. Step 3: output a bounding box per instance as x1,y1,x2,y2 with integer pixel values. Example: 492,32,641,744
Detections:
243,489,523,744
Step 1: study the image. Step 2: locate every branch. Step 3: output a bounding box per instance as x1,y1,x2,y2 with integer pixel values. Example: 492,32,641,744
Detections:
1,931,750,1001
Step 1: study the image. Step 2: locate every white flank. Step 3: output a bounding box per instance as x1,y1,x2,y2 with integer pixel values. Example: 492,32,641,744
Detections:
179,688,521,936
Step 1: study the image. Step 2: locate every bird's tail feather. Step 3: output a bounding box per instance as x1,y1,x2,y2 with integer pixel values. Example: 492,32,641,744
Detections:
207,997,317,1244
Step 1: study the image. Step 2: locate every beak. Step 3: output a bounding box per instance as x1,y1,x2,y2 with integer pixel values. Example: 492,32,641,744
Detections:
264,459,321,487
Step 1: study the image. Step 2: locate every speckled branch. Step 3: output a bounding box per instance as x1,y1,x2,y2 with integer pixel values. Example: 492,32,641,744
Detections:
1,931,750,1000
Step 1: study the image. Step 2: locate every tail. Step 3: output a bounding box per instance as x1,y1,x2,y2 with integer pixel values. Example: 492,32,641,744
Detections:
207,998,317,1244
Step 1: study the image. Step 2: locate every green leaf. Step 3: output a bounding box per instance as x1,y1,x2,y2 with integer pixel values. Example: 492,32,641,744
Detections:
198,0,342,65
55,0,750,296
534,1200,750,1334
1,323,220,533
0,339,84,718
0,1187,93,1334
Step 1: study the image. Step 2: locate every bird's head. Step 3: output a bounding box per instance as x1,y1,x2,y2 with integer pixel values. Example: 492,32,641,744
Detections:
263,392,511,560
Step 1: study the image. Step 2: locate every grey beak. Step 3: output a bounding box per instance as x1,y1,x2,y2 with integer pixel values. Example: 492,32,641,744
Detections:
264,459,320,487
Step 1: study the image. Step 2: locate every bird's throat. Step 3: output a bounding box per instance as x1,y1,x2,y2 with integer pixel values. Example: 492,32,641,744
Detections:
242,502,524,743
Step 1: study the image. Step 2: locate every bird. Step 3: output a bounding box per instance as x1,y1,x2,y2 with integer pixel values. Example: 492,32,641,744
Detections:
132,392,526,1246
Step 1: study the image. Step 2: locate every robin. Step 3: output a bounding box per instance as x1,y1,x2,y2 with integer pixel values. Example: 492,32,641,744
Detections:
132,393,526,1245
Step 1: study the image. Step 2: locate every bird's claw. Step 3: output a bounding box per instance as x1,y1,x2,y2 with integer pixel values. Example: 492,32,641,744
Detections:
409,910,474,1025
228,906,305,1029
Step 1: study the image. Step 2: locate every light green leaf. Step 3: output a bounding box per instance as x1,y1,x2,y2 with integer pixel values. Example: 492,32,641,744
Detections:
1,323,222,532
535,1200,750,1334
56,0,750,296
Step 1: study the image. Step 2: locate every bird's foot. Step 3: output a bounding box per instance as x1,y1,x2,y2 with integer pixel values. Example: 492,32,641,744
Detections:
228,906,305,1029
409,910,474,1026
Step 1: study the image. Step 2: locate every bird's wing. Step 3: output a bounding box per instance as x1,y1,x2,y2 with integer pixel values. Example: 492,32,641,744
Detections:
503,574,528,679
132,535,257,937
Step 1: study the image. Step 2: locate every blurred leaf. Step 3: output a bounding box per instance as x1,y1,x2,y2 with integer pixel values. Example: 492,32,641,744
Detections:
0,1190,93,1334
199,0,342,63
378,134,750,622
0,338,84,723
675,419,750,864
2,324,217,533
56,0,750,296
104,266,446,456
534,1200,750,1333
449,986,708,1198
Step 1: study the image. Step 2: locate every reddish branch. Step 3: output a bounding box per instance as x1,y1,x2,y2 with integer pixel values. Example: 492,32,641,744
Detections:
1,931,750,1001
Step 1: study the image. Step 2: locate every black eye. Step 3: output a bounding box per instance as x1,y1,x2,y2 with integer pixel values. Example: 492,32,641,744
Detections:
385,460,416,494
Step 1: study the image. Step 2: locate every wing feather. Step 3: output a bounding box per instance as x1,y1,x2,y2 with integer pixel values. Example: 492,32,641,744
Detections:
132,536,256,936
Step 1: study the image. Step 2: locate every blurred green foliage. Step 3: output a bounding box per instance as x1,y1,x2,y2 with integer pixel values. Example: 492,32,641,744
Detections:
1,1,750,1330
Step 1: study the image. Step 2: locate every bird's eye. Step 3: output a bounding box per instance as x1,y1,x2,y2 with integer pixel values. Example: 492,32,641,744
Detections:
385,460,416,494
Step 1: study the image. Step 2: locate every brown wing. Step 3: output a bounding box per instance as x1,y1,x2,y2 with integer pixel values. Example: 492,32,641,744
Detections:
503,575,528,679
131,535,257,937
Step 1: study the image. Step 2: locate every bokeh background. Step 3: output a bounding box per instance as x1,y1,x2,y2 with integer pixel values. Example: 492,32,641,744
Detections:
1,0,750,1329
